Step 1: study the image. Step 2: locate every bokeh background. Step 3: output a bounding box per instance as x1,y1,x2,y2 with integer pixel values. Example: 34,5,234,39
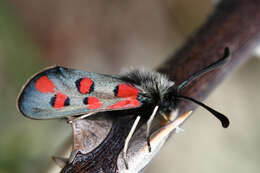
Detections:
0,0,259,172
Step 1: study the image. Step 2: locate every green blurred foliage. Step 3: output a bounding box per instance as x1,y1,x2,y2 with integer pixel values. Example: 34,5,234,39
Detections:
0,1,71,172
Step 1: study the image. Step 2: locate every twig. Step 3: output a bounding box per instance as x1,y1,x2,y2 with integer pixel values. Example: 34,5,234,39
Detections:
60,0,260,172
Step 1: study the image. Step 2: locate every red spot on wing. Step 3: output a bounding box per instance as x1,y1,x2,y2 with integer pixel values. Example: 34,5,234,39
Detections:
107,99,141,109
76,78,94,94
86,96,102,109
35,76,55,93
114,84,140,99
52,93,69,109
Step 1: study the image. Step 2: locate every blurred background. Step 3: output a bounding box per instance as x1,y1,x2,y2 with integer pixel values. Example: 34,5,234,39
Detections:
0,0,259,172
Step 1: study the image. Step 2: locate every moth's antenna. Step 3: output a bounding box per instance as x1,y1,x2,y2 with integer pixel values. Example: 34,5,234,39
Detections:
176,95,229,128
177,47,230,92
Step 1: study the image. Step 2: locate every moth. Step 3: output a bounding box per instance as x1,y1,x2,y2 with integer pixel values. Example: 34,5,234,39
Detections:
17,48,230,169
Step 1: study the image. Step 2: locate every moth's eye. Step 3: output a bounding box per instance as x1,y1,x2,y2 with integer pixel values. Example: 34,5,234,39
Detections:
160,101,171,113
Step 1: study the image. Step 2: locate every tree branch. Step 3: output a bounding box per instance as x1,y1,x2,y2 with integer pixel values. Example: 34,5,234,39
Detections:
158,0,260,115
59,0,260,172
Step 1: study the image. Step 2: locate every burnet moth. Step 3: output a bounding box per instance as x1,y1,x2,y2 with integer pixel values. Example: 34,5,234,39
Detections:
17,47,230,169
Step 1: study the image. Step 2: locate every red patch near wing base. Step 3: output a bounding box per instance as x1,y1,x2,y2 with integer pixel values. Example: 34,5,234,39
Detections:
107,99,140,109
114,84,140,99
35,76,55,93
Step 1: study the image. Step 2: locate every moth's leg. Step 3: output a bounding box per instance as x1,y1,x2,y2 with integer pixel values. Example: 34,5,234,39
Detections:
123,115,141,169
159,111,171,122
160,109,179,122
146,105,159,152
67,112,97,123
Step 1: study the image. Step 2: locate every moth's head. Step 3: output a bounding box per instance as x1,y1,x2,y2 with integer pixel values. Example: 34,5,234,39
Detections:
159,47,231,128
159,82,230,128
159,86,179,115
